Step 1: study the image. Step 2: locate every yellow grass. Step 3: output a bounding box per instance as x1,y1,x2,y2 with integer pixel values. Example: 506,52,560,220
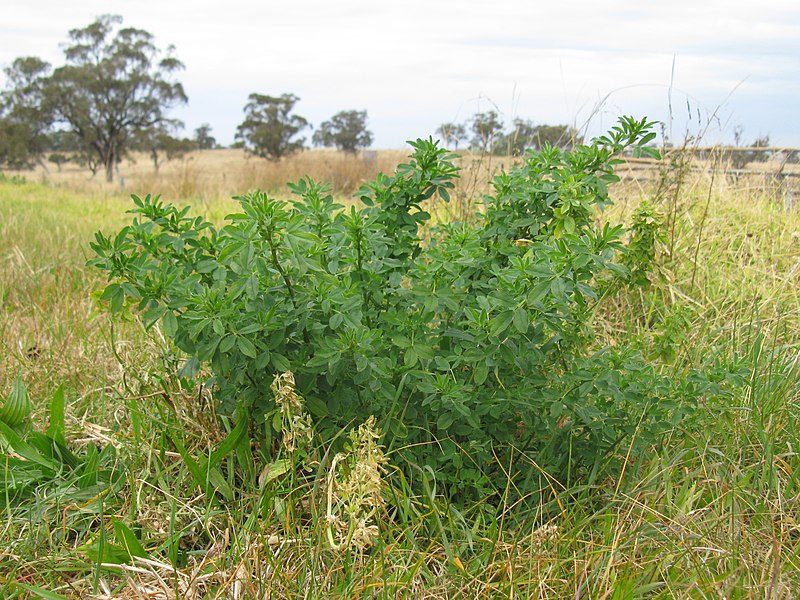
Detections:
13,148,410,201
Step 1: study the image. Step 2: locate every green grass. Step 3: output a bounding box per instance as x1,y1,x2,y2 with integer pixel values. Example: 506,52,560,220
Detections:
1,171,800,598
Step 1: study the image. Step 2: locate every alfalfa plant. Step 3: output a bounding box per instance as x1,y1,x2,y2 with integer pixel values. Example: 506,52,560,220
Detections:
90,117,716,501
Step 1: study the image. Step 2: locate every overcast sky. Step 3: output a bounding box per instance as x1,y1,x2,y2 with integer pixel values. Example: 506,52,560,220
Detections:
2,0,799,148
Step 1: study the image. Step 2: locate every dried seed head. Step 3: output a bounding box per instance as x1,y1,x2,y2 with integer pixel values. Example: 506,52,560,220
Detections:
271,371,303,415
270,371,312,452
327,415,389,551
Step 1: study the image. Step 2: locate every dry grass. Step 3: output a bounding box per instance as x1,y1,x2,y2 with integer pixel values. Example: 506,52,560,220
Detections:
11,149,416,201
8,147,511,213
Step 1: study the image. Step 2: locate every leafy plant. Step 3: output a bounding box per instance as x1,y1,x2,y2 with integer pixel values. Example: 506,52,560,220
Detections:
0,375,32,429
623,199,666,288
0,380,122,509
90,117,698,500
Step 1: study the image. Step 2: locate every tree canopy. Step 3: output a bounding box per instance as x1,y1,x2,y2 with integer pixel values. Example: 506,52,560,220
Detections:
497,120,583,156
236,94,310,160
0,15,187,181
434,113,583,156
435,122,467,150
0,57,53,169
312,110,373,153
49,15,187,181
235,93,310,161
470,111,504,153
194,123,217,150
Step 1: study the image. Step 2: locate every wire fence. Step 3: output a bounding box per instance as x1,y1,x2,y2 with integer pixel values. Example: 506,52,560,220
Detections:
618,147,799,210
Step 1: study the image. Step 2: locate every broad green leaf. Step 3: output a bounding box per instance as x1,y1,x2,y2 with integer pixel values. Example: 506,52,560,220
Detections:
112,519,149,560
0,375,32,427
474,363,489,386
271,353,291,372
238,336,258,358
47,385,66,446
208,414,249,466
512,307,529,334
305,395,329,418
259,459,292,487
436,413,454,430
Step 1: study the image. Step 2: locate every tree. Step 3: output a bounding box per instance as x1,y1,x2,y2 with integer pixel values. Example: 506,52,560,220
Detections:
0,57,53,168
193,123,216,150
435,122,467,150
496,119,537,156
48,153,69,171
133,126,194,173
495,120,583,156
528,124,582,151
312,110,373,154
469,111,504,153
45,15,187,181
235,93,309,160
752,135,770,149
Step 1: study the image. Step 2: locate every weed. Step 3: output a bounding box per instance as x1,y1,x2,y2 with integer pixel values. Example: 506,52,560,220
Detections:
90,118,708,501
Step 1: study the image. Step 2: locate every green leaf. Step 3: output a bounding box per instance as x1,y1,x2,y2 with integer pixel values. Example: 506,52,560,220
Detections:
329,313,343,330
403,347,418,368
208,413,249,466
219,335,236,353
474,363,489,386
260,459,292,487
512,307,529,334
110,286,124,313
436,413,454,430
15,584,69,600
271,353,291,372
0,421,58,471
47,385,66,446
112,519,149,560
162,311,178,336
489,310,515,338
0,375,32,427
305,395,329,418
392,335,411,349
527,279,552,306
413,344,434,361
238,336,258,358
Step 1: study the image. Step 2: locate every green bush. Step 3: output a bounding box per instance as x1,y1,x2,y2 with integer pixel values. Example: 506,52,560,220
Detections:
90,117,703,500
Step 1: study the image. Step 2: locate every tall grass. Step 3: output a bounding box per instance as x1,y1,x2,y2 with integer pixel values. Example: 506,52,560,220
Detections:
1,153,799,598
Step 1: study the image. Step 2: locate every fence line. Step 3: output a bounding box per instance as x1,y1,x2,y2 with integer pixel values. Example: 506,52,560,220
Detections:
617,150,799,211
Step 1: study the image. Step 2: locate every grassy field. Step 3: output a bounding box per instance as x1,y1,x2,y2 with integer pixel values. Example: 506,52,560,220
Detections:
1,149,800,598
13,149,411,199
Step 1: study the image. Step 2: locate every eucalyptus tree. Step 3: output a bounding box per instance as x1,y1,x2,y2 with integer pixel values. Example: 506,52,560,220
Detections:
46,15,187,181
235,93,310,160
435,122,467,150
469,111,504,153
312,110,373,154
0,57,52,168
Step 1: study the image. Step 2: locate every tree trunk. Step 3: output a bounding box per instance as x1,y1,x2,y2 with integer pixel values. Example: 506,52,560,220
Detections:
36,156,51,176
105,145,116,183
